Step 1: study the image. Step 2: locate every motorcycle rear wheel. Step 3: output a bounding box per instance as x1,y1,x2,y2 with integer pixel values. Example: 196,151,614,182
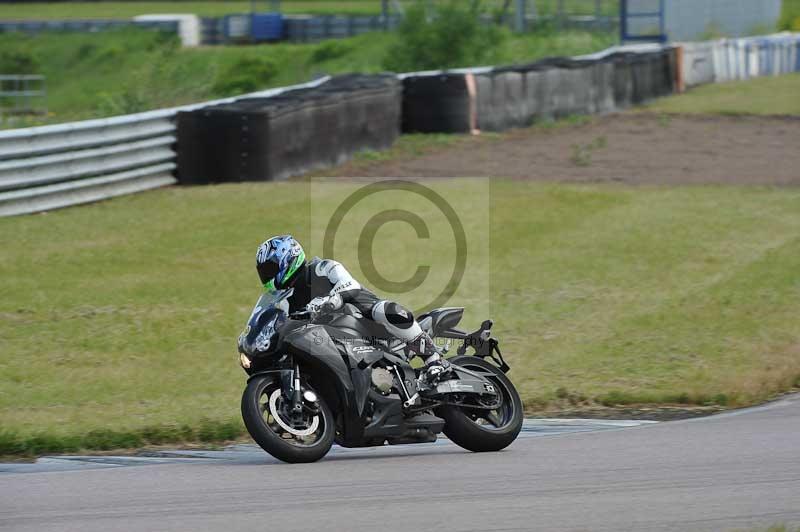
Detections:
241,375,335,463
437,356,523,452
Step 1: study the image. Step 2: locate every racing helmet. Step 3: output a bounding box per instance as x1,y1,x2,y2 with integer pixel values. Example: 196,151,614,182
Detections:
256,235,306,291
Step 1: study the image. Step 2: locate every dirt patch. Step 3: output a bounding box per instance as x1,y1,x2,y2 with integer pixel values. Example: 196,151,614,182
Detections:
332,113,800,185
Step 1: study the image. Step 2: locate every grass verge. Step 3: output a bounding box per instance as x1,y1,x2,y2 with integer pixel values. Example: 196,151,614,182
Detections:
3,0,793,27
306,132,472,176
646,73,800,116
0,26,615,127
3,178,800,455
780,0,800,30
0,420,244,458
0,1,622,20
0,1,386,18
3,63,800,457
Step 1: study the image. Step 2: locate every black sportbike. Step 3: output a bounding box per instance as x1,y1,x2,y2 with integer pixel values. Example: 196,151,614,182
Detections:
237,289,523,463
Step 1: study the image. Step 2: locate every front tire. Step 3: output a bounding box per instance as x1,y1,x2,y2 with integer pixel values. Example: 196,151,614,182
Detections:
241,375,335,463
437,356,523,452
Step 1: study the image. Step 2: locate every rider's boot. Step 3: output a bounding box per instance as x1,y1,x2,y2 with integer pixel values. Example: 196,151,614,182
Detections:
407,332,452,387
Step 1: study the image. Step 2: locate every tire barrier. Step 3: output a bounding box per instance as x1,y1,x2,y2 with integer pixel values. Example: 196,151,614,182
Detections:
3,33,798,216
176,74,401,183
401,46,679,134
401,74,476,134
681,33,800,87
681,41,715,88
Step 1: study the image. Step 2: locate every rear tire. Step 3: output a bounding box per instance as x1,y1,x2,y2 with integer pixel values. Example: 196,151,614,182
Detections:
437,356,523,452
241,375,335,463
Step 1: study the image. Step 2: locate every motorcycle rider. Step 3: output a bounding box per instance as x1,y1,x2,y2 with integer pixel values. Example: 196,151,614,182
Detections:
253,234,451,384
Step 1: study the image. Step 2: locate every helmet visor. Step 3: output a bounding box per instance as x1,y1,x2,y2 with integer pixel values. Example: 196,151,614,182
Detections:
257,261,280,287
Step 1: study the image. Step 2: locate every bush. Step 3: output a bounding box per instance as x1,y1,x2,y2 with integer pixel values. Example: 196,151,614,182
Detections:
94,43,126,64
383,0,506,72
212,56,278,97
74,43,98,62
311,39,355,63
779,0,800,30
0,50,40,74
96,90,150,115
95,46,214,116
780,15,800,31
0,430,25,456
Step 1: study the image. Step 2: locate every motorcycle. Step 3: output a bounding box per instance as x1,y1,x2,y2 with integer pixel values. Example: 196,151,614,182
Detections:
237,288,523,463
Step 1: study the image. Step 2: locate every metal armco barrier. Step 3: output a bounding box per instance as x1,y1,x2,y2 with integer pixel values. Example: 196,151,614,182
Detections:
200,14,401,45
0,77,330,217
0,19,177,35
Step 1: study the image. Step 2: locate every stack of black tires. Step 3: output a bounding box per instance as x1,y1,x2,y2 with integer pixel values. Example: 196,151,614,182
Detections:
176,48,678,183
176,74,401,184
401,47,678,134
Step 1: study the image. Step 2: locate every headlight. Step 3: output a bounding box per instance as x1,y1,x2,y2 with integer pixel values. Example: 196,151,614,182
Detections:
239,353,252,369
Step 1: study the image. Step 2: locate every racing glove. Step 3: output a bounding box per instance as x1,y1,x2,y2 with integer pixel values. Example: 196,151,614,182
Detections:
306,293,343,317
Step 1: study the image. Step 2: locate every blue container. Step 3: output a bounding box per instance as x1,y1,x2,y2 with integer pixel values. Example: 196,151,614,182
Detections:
251,13,284,42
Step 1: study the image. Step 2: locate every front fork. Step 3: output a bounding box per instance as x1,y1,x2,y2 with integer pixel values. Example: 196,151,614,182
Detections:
291,361,303,417
281,360,318,422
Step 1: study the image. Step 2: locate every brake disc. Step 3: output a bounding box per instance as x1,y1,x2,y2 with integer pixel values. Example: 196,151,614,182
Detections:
268,389,320,437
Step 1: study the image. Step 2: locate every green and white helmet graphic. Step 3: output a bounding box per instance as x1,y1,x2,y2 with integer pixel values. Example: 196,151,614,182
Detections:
256,235,306,291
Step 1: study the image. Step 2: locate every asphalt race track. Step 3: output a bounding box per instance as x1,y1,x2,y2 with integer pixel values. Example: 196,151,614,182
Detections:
1,395,799,532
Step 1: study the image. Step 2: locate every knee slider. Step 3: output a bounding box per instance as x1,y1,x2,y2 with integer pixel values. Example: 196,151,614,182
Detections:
384,302,414,329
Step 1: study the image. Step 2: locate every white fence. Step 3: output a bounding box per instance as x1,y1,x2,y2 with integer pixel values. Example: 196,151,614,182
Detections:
681,33,800,88
0,78,329,217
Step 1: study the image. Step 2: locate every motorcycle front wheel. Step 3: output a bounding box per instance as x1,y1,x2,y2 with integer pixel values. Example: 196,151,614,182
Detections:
241,375,335,463
437,355,523,452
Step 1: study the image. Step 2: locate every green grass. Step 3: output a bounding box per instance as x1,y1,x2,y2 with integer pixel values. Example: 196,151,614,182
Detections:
646,74,800,116
2,179,800,454
0,0,793,27
0,26,615,127
0,0,622,20
779,0,800,30
0,1,385,18
14,0,799,25
340,133,466,165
